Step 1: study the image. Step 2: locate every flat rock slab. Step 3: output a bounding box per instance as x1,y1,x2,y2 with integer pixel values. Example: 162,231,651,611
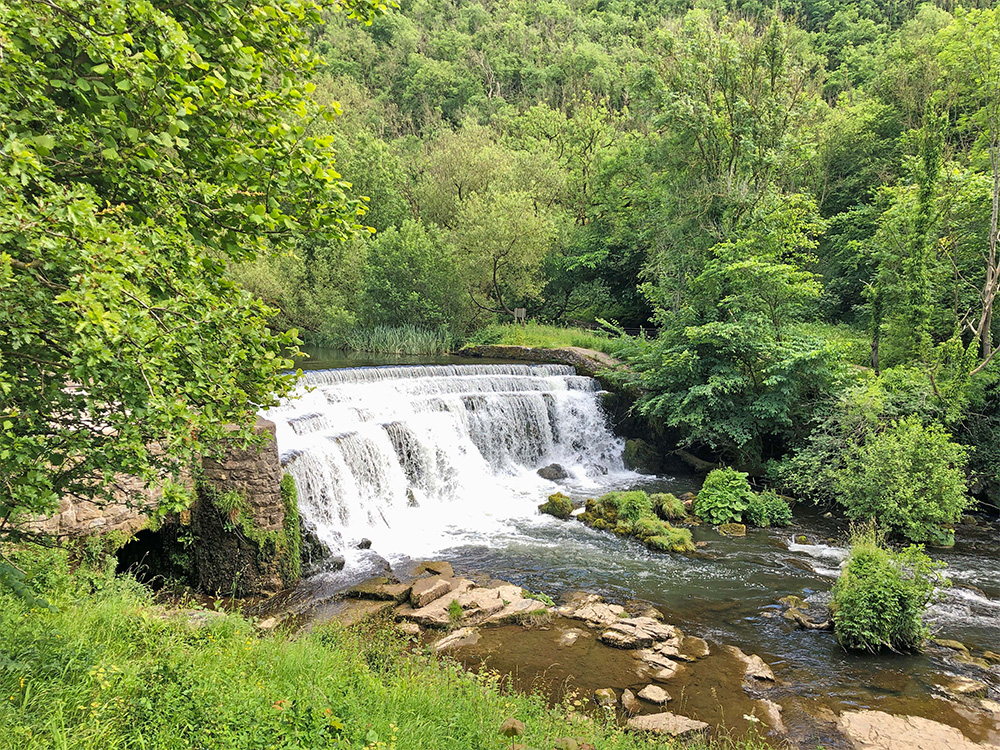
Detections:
627,712,710,737
566,601,627,626
410,577,454,608
433,627,480,652
411,560,455,579
399,579,474,627
347,577,412,603
638,684,671,704
327,599,396,628
485,597,547,625
838,710,1000,750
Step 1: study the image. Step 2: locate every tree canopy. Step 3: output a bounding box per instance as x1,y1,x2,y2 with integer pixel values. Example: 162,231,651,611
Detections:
0,0,390,564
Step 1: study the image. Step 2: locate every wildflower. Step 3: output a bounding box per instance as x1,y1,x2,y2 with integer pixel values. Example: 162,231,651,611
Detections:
743,713,761,724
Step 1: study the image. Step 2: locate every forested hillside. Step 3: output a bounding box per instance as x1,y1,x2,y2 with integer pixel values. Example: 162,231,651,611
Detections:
234,0,999,530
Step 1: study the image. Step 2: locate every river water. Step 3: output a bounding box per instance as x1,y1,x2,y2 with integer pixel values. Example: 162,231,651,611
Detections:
264,354,1000,746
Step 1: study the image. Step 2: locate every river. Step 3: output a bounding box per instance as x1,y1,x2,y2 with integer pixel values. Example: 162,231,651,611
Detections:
263,351,1000,747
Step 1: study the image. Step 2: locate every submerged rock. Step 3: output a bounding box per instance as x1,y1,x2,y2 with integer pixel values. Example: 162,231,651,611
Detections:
433,627,480,652
594,688,617,707
682,636,711,659
626,712,709,737
718,523,746,537
939,675,989,699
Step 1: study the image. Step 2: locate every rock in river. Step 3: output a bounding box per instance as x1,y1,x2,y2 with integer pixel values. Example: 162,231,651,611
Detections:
627,713,710,738
838,710,1000,750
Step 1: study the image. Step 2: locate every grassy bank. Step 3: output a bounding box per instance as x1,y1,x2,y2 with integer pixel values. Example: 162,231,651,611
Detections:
464,322,626,356
0,548,771,750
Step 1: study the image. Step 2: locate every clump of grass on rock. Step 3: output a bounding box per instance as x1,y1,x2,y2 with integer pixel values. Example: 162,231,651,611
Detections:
579,490,694,552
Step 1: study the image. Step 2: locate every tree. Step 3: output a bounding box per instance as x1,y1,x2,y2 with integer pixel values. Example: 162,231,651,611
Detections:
0,0,389,579
361,219,466,329
834,416,971,545
936,8,1000,368
453,191,557,317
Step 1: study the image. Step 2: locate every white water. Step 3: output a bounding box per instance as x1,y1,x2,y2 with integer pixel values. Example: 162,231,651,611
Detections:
262,364,630,572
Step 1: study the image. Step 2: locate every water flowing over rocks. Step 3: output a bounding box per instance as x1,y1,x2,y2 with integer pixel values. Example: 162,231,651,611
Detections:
262,364,625,572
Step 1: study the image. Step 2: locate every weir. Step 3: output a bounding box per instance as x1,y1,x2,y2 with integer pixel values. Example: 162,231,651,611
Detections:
263,364,626,569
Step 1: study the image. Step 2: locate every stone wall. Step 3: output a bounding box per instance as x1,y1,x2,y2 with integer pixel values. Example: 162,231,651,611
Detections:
26,417,296,597
26,470,189,539
192,417,292,596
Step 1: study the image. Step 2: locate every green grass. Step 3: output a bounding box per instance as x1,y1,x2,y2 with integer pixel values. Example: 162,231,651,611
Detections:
337,325,453,355
464,322,625,356
0,547,767,750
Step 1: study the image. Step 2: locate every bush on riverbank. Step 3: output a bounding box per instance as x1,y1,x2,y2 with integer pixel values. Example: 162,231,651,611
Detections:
831,527,948,653
0,546,766,750
693,469,754,526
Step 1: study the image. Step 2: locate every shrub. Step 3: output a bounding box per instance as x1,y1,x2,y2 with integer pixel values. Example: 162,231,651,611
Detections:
745,491,793,528
832,527,948,652
693,468,754,525
651,492,686,521
834,417,971,545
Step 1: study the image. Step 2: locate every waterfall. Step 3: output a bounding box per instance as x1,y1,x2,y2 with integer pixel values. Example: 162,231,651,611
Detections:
262,364,626,570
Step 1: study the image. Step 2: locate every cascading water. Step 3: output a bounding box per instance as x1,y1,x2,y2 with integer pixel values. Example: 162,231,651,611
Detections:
263,364,628,571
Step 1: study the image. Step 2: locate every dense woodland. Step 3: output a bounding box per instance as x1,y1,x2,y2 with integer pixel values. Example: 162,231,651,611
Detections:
233,0,1000,538
1,8,999,741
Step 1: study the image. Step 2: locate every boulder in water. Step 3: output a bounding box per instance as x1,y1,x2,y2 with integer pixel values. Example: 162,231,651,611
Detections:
539,492,574,519
726,645,775,682
356,538,372,550
537,463,569,481
621,689,641,715
623,438,661,474
638,684,671,704
718,523,746,537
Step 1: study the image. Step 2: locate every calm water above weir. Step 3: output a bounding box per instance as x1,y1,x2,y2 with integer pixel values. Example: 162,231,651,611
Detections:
266,356,1000,747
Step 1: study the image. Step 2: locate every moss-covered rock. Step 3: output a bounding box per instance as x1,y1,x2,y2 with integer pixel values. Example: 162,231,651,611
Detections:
539,492,574,519
623,439,661,474
578,490,693,554
651,492,686,521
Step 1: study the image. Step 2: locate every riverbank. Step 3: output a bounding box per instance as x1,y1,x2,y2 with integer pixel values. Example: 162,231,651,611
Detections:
0,546,773,750
255,549,1000,750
